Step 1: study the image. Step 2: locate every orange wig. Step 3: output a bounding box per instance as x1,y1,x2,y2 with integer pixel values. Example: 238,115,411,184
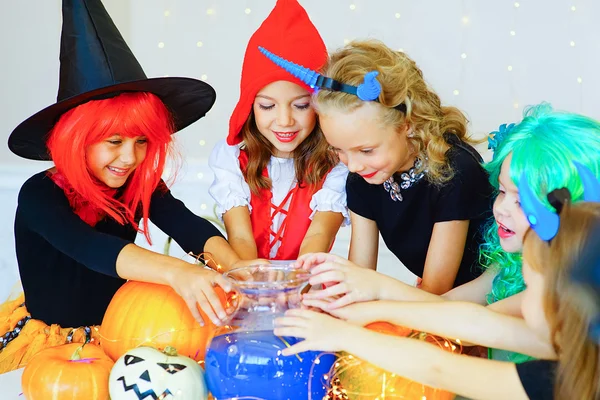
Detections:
46,92,175,243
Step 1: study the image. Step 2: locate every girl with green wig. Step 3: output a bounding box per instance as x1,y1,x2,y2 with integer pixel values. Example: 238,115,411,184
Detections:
482,102,600,303
292,102,600,361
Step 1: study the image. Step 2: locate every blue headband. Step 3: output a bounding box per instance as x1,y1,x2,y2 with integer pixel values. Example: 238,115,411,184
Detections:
518,161,600,241
258,46,407,113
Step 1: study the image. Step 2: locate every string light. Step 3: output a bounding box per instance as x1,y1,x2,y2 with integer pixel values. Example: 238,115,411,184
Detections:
510,30,516,36
507,65,513,71
395,13,401,19
461,16,469,24
200,74,208,81
163,10,170,17
200,204,207,210
196,41,203,47
577,77,583,84
206,8,215,15
327,330,461,399
344,39,350,45
197,172,204,180
571,5,577,11
199,139,206,146
349,4,356,11
460,53,467,59
570,40,576,47
514,102,519,109
245,8,251,14
514,2,520,8
158,42,165,48
453,89,460,96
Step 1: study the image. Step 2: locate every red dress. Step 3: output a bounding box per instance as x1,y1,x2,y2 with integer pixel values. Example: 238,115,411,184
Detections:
238,150,326,260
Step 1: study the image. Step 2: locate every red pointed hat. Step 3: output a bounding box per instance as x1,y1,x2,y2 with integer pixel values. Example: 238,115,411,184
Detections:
227,0,327,145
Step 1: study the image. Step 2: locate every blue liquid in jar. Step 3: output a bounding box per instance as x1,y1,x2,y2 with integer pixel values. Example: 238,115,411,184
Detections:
205,330,335,400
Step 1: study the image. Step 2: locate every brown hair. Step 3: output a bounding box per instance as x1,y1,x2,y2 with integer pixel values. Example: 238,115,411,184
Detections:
314,39,476,185
240,111,337,195
523,202,600,399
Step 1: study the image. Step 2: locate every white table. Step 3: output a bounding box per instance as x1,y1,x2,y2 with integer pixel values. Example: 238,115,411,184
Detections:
0,368,24,399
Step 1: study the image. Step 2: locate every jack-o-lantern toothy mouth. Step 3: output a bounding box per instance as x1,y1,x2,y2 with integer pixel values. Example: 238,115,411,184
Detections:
116,376,173,400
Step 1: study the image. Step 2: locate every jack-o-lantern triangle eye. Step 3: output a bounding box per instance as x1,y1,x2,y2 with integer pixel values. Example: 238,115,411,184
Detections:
157,363,188,374
124,355,144,365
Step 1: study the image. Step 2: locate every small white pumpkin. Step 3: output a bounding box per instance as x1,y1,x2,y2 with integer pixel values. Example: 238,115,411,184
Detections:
109,346,208,400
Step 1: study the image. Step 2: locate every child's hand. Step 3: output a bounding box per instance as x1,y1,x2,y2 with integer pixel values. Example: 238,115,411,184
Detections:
167,264,233,326
273,309,355,355
293,252,353,270
301,258,386,308
302,299,378,326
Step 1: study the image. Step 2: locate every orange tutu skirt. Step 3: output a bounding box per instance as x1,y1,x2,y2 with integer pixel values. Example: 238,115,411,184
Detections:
0,293,101,373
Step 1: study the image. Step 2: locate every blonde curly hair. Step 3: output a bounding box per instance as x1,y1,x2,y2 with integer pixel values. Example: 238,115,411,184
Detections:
314,39,474,185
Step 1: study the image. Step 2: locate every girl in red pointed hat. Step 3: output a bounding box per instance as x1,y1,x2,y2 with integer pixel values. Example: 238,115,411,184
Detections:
0,0,254,373
208,0,348,262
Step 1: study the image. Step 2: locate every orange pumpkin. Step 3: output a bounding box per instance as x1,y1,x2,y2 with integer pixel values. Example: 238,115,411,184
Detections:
100,281,229,362
364,321,412,337
22,343,113,400
335,322,458,400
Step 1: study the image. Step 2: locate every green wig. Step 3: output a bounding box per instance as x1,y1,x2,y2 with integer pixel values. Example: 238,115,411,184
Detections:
481,102,600,303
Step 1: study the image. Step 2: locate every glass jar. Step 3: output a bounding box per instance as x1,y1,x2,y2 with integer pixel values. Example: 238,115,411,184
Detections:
204,264,335,400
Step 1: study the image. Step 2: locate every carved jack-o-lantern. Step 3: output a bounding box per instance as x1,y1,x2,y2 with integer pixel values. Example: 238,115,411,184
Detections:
108,346,208,400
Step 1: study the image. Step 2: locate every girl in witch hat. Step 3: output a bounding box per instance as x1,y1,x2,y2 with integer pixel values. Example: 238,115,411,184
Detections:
0,0,256,373
260,39,494,292
208,0,349,262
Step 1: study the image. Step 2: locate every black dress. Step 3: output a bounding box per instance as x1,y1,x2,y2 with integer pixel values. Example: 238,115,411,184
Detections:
346,135,494,287
14,171,224,328
516,359,556,400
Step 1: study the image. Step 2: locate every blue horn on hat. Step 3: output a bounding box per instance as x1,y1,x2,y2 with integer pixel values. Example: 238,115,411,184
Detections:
574,161,600,202
518,174,561,241
518,161,600,241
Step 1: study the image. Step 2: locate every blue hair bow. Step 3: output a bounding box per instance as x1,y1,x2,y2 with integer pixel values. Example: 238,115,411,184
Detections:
258,46,407,113
488,123,515,155
518,161,600,241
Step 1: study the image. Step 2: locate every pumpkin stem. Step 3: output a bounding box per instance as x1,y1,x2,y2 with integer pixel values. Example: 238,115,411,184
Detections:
163,346,178,357
70,344,85,361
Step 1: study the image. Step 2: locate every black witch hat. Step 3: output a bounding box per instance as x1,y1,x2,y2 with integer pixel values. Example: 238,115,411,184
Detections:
8,0,216,161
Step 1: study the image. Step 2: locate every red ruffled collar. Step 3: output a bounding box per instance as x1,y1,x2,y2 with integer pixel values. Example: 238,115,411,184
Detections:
48,171,117,226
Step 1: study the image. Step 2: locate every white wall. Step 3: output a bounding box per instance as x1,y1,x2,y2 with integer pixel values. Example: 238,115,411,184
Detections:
2,0,599,301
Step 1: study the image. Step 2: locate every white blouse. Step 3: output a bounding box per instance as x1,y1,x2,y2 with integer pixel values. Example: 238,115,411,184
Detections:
208,139,350,259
